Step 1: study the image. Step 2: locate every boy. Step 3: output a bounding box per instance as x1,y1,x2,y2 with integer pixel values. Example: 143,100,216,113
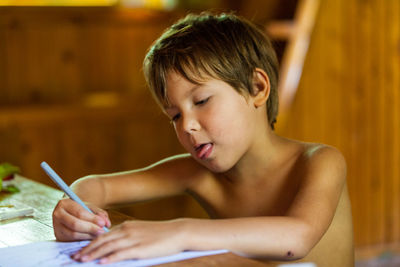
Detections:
53,12,354,266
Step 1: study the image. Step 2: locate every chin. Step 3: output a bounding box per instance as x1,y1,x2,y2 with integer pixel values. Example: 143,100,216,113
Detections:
200,159,233,173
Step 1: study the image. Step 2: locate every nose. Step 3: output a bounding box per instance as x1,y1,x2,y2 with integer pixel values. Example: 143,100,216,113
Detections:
181,113,201,134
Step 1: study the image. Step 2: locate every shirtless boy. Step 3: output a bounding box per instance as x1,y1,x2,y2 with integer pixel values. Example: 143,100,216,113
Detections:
53,12,354,266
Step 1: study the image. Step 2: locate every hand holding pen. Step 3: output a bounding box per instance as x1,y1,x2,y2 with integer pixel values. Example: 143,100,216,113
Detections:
41,162,111,241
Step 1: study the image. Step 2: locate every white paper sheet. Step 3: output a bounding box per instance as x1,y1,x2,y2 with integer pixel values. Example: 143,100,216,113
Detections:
0,240,228,267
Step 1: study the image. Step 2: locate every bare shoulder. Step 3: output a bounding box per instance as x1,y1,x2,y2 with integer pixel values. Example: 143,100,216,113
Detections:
303,142,345,165
287,142,347,224
299,142,347,183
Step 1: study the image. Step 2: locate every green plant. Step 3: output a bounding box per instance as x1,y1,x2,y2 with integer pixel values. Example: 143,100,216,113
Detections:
0,163,21,193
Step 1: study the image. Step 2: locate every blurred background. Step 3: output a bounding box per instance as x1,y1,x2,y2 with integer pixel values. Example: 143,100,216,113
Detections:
0,0,399,262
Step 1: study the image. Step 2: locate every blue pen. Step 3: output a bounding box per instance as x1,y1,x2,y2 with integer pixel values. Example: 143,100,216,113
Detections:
40,161,109,232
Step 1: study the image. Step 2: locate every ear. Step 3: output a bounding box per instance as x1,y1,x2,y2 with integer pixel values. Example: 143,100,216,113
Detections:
252,68,271,108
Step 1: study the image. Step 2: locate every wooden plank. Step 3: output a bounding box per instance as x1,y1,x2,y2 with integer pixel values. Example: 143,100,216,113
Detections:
325,0,342,148
0,7,178,106
379,0,392,244
0,22,6,99
347,0,364,247
277,0,320,116
372,0,385,245
388,0,400,243
361,0,371,246
0,176,63,245
308,0,325,143
17,124,62,187
3,16,28,104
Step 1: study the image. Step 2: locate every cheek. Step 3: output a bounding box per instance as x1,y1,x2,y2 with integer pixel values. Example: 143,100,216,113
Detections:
202,108,227,138
208,104,253,140
174,125,191,149
173,124,184,141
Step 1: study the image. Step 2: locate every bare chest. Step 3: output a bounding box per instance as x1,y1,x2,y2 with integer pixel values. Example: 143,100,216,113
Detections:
191,174,301,218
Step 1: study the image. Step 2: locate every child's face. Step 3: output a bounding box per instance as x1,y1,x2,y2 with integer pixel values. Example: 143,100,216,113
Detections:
164,71,259,173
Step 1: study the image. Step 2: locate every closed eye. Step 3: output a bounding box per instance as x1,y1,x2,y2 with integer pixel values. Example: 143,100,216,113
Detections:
195,97,210,106
171,113,181,122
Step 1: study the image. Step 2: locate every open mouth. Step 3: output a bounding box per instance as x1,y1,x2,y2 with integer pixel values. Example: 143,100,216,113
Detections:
195,143,213,160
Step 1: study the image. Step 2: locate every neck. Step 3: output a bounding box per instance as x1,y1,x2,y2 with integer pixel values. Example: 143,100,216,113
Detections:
222,126,285,184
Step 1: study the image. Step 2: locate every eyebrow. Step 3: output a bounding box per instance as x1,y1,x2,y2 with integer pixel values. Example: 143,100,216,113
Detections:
185,83,203,97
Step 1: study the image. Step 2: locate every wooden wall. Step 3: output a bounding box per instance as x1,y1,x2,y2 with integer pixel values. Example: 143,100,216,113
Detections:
0,7,208,219
276,0,400,247
0,7,186,182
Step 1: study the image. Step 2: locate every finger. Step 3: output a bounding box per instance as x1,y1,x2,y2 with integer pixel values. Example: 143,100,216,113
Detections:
54,221,95,241
99,246,143,264
105,217,112,228
92,208,112,228
58,208,106,236
78,232,128,262
58,199,104,226
99,245,174,264
79,230,124,256
67,202,106,227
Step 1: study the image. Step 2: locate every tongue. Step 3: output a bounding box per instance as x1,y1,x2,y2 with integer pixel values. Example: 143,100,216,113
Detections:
197,143,212,159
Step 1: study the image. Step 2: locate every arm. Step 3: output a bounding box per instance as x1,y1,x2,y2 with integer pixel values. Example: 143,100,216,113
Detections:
75,146,347,262
70,153,196,208
53,154,203,241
